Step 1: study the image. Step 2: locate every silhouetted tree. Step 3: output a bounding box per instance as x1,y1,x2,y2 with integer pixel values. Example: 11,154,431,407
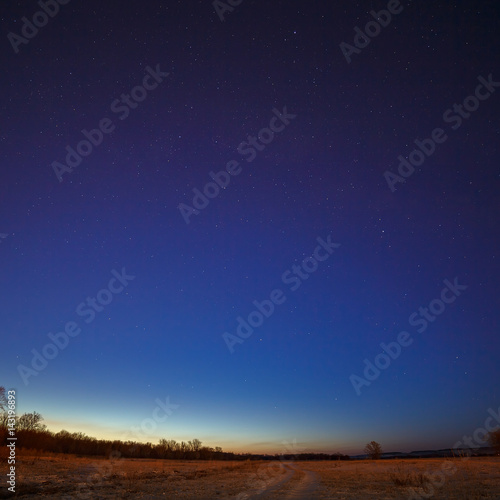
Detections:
0,387,8,429
0,386,6,412
17,411,46,431
0,387,7,445
364,441,382,459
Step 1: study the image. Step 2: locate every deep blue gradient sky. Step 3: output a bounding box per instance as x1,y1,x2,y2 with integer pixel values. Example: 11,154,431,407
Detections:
1,1,499,454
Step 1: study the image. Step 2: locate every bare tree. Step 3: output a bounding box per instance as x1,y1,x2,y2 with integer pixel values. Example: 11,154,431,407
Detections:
17,411,46,431
364,441,382,460
0,388,9,444
0,387,9,431
0,386,7,413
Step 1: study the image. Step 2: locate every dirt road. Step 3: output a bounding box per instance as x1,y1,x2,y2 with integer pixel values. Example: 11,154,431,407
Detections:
241,463,320,499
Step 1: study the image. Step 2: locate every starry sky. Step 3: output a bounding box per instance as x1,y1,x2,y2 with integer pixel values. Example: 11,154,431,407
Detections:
1,1,499,455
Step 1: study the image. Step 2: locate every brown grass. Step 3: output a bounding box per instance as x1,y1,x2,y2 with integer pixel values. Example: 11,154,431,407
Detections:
300,457,500,499
1,452,499,499
389,463,431,487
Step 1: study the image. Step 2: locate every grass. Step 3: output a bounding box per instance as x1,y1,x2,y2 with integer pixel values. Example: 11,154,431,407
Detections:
1,453,499,499
386,459,494,499
389,463,431,487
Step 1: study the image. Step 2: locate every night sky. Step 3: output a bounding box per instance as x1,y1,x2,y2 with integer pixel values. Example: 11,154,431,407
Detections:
1,0,499,455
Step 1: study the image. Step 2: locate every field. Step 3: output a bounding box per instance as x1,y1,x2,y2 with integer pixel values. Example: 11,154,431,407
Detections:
2,452,500,499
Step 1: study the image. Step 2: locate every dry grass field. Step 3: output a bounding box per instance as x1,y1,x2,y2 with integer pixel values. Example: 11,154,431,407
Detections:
1,451,499,499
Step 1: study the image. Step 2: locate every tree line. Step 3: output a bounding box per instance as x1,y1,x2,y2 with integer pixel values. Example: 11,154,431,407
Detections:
9,390,497,461
0,387,349,461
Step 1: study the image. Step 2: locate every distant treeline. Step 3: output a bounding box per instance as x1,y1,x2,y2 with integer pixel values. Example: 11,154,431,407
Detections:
0,410,349,461
2,428,350,461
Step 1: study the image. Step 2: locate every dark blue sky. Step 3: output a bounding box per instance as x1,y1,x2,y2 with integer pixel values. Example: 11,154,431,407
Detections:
1,0,499,454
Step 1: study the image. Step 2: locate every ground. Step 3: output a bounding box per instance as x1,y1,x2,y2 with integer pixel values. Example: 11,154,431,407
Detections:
2,452,500,499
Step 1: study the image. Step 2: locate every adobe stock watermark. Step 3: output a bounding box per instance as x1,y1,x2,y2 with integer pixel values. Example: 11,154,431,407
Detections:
350,277,467,395
51,64,169,182
340,0,404,64
74,396,180,500
213,0,243,22
123,397,180,441
178,106,296,224
5,389,16,494
17,268,135,385
7,0,71,54
223,235,340,353
384,73,500,192
406,406,500,500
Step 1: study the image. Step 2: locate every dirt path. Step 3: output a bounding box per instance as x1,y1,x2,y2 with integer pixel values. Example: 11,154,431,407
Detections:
245,463,320,499
281,464,319,499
